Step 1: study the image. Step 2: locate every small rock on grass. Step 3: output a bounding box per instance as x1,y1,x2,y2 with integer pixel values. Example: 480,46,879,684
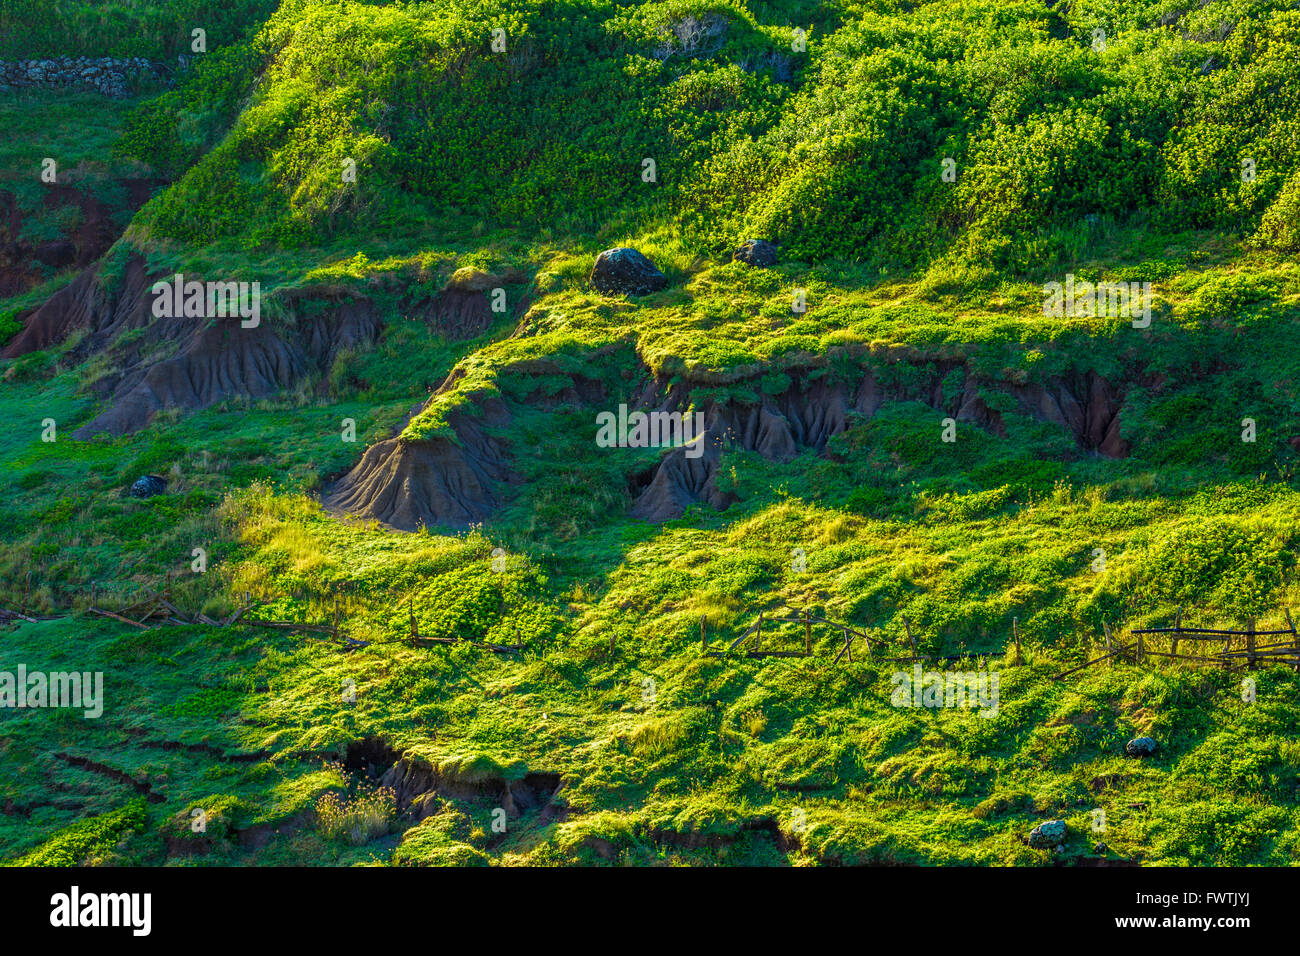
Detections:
732,238,778,267
1125,736,1158,758
129,474,168,498
590,248,667,296
1028,820,1067,849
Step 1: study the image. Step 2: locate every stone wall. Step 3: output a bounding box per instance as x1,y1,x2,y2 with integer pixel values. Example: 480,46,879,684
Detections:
0,56,188,98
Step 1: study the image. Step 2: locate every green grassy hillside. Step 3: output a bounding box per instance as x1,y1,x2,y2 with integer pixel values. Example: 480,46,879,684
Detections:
1,0,1298,866
0,0,278,60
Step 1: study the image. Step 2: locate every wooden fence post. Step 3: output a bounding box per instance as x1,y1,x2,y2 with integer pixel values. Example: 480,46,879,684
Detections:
1287,608,1298,672
904,616,916,661
804,607,812,657
1247,618,1257,671
409,596,417,648
1135,629,1144,665
23,571,31,615
1102,619,1113,668
755,611,763,654
1012,617,1022,666
1170,607,1182,664
700,617,706,654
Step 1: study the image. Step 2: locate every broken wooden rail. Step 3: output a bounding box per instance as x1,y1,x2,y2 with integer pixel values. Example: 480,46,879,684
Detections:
83,580,373,652
404,597,524,654
703,608,936,665
707,607,825,659
8,568,520,657
242,593,371,651
0,571,50,622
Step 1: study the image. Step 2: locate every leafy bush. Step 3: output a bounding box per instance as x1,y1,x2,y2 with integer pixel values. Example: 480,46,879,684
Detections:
10,800,149,866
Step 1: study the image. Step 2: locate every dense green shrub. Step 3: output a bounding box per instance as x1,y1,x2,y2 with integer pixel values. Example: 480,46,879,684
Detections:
10,800,149,866
0,0,278,59
96,0,1300,265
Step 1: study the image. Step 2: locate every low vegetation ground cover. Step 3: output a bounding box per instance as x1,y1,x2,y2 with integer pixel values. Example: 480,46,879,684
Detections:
1,0,1298,866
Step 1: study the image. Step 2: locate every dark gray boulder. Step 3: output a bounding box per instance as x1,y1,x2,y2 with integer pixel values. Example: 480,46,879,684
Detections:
1028,820,1067,849
1125,736,1158,758
590,248,667,296
129,474,168,498
732,238,778,268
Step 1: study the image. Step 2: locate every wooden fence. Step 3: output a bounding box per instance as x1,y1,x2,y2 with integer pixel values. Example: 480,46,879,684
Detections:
1054,610,1299,679
403,595,525,654
84,577,373,652
700,608,1005,668
6,569,1298,675
0,570,534,656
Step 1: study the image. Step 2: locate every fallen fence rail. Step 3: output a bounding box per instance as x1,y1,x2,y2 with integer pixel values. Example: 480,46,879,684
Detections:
703,609,960,667
403,597,525,654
